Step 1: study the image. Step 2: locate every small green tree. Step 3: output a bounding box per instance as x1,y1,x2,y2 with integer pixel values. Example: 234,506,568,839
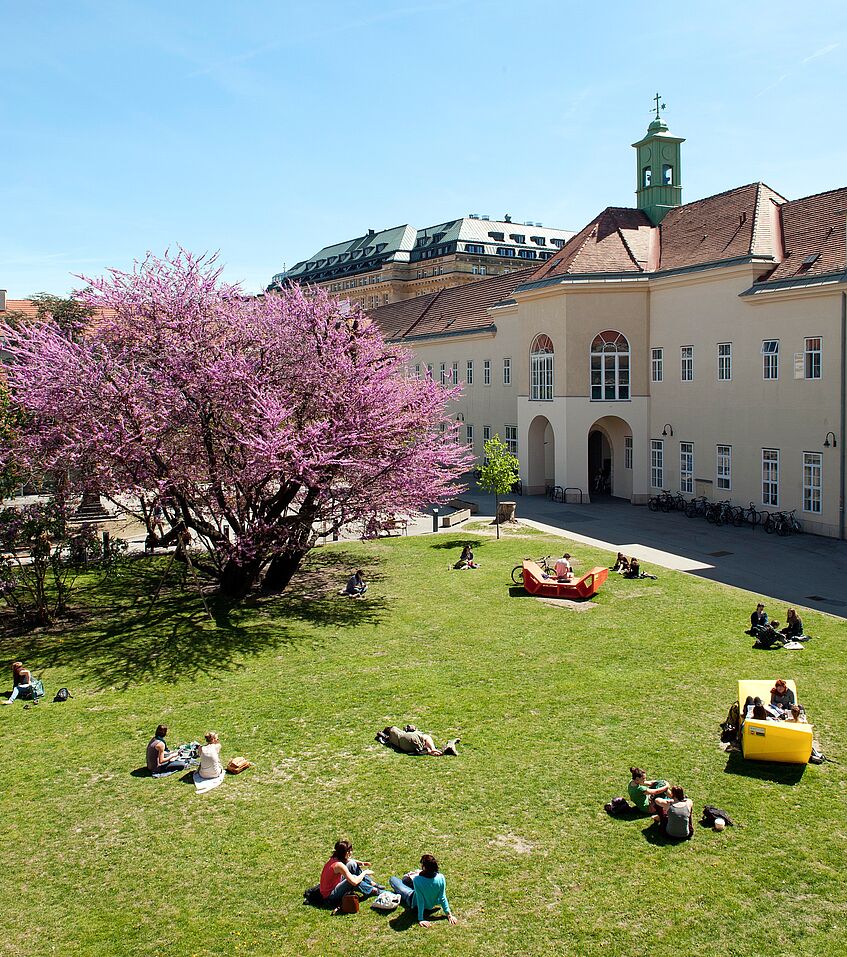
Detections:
478,434,519,539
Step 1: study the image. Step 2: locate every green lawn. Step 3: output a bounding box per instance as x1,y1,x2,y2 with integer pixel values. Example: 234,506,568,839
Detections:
1,532,845,957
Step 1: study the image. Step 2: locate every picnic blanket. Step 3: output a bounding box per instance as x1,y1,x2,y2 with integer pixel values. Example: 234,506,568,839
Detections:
193,769,225,793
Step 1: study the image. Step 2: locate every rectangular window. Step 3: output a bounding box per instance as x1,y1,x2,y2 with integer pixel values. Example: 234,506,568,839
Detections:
414,363,421,378
466,424,474,447
681,345,694,381
624,435,633,470
451,361,459,384
651,440,664,489
717,342,732,381
466,359,474,385
651,347,663,382
716,445,732,491
804,337,821,378
762,448,779,506
530,353,553,400
483,426,491,444
505,425,518,457
679,441,694,494
426,363,433,378
503,358,512,386
483,359,491,386
465,243,485,254
803,452,822,513
439,363,446,385
762,340,779,380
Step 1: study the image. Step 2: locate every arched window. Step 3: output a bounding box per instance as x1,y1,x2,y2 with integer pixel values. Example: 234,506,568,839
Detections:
662,163,673,186
642,166,652,188
530,334,554,401
590,331,630,401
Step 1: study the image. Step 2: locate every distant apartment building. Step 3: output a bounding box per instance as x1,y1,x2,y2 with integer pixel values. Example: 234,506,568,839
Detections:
270,216,574,306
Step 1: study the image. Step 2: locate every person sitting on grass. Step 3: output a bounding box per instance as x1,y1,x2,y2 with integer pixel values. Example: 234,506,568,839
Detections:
627,767,671,814
2,662,33,705
749,603,768,636
753,620,784,649
780,609,805,641
197,731,223,778
319,839,380,909
146,724,190,776
611,553,630,573
770,679,796,711
376,726,459,756
453,544,479,570
654,786,694,840
343,570,368,597
555,552,574,582
389,854,458,929
622,558,657,580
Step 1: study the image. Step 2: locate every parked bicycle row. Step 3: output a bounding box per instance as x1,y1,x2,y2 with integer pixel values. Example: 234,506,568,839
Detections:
646,490,803,534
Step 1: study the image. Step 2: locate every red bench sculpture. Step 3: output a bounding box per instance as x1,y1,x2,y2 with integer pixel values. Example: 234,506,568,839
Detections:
520,561,609,599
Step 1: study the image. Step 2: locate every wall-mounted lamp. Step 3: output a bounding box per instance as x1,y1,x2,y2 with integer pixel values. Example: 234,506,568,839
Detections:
824,431,837,448
455,412,465,423
661,423,674,437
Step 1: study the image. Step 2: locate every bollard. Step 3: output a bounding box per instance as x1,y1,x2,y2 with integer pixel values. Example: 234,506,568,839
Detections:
432,508,439,533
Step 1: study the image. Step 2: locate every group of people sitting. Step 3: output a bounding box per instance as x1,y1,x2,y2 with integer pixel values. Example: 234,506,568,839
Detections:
748,604,807,648
375,724,460,756
743,679,806,723
146,724,226,790
611,554,657,580
453,544,479,570
628,767,694,840
319,840,458,927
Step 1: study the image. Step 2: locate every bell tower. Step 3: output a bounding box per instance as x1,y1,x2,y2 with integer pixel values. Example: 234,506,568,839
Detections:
632,94,685,224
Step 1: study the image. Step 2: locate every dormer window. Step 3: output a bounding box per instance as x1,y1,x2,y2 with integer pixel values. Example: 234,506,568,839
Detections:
662,164,673,186
642,167,652,188
509,233,526,244
488,231,505,241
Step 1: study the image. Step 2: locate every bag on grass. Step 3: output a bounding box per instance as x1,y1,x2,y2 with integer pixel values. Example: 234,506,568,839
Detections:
341,893,360,914
53,687,72,703
226,756,252,774
371,892,401,912
604,796,631,816
303,885,325,907
702,805,735,827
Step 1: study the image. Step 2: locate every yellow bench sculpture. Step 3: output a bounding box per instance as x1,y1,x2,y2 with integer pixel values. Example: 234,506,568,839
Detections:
737,679,813,764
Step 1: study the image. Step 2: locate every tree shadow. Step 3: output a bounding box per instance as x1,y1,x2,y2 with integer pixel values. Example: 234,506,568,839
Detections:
723,750,806,784
429,538,487,551
0,548,388,690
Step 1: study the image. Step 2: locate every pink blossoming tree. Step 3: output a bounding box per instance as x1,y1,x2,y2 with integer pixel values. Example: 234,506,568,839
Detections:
0,251,471,598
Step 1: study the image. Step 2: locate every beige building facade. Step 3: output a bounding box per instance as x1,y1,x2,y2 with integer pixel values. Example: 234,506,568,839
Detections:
371,117,847,540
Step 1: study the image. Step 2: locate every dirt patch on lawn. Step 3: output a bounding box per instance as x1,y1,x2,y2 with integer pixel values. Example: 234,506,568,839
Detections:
536,597,598,611
490,832,534,854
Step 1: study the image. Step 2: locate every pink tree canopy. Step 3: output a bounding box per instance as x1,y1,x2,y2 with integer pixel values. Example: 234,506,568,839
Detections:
0,250,471,596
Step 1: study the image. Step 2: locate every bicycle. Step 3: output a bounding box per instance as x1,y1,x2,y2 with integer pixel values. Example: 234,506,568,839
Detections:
685,496,708,519
511,555,555,584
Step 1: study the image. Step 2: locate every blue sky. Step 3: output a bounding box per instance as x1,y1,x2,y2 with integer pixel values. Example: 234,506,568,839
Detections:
1,0,846,297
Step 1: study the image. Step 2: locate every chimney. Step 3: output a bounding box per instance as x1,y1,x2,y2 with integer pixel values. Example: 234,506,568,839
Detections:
367,228,376,237
0,289,6,311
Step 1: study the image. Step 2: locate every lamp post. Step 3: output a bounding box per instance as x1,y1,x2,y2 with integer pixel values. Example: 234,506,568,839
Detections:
432,507,439,534
661,424,674,437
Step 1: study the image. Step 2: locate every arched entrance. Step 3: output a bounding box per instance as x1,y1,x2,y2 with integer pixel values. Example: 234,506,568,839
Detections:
527,414,555,495
588,415,633,501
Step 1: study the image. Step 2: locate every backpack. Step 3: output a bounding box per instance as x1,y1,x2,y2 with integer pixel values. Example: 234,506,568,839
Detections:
702,805,735,827
53,687,72,703
604,796,632,816
720,702,740,743
371,892,401,912
303,885,326,907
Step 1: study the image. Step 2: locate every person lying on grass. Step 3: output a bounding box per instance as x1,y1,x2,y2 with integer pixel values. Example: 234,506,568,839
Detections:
146,724,190,776
653,785,694,840
627,767,670,814
623,557,658,580
389,854,458,929
376,725,459,756
343,570,368,597
320,839,380,910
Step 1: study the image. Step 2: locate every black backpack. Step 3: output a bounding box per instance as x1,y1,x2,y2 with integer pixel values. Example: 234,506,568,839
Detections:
702,805,735,827
604,796,632,816
53,687,72,703
303,885,326,908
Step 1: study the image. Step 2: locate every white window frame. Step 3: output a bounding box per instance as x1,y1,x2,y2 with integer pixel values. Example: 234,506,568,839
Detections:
504,425,518,457
762,340,779,380
414,363,421,378
679,441,694,494
802,451,822,513
503,357,512,386
762,448,779,507
717,342,732,381
624,435,633,470
804,337,822,379
681,345,694,381
426,363,433,378
590,331,631,401
466,359,474,385
529,335,554,401
651,347,663,383
483,359,491,386
451,361,459,384
439,362,447,385
716,445,732,491
483,425,491,444
466,424,474,447
651,439,664,489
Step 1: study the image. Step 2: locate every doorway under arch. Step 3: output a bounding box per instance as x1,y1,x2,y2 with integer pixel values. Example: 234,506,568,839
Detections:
527,414,555,494
588,415,633,501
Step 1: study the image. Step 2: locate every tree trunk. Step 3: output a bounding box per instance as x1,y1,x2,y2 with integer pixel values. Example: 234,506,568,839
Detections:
218,557,264,599
262,549,308,593
494,492,500,539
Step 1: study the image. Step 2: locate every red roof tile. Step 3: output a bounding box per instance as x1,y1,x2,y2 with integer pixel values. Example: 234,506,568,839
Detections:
762,186,847,283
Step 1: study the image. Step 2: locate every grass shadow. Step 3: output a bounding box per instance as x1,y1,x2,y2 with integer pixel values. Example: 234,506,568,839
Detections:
388,909,448,932
723,750,806,784
429,538,487,551
0,548,389,690
640,820,694,845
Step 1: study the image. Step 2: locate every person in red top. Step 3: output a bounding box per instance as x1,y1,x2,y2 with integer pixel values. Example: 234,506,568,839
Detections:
319,840,380,908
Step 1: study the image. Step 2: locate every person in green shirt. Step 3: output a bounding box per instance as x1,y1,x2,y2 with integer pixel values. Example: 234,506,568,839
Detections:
628,766,670,813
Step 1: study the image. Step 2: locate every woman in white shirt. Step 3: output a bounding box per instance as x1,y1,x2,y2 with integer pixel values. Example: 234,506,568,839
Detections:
197,731,223,780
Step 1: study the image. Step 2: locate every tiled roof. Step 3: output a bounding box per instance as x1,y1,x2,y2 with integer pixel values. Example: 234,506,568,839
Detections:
369,268,534,341
761,186,847,283
0,299,116,322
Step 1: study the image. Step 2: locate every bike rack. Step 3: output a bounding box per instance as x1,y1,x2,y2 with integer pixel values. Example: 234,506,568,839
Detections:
564,487,584,505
